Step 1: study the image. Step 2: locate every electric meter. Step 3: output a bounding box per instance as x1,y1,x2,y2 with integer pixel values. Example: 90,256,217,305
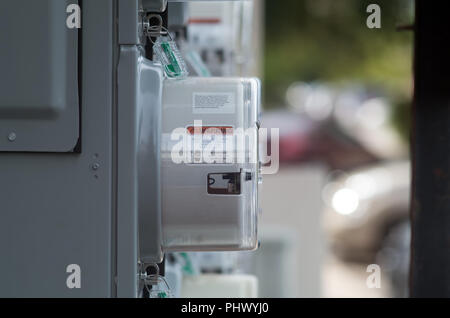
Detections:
161,77,261,251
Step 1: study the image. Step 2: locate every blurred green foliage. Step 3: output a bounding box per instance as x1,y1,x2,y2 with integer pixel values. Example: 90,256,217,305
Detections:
265,0,413,94
263,0,414,110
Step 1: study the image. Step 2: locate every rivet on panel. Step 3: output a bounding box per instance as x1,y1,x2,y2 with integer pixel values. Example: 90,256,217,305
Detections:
7,133,16,142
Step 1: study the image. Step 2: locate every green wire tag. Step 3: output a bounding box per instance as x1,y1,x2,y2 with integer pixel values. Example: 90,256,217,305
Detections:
154,37,188,79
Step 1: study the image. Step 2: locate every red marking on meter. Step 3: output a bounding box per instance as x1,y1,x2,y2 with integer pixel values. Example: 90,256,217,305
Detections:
187,126,233,135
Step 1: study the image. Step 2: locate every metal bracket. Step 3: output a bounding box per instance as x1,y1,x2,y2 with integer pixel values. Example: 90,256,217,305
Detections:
142,13,169,38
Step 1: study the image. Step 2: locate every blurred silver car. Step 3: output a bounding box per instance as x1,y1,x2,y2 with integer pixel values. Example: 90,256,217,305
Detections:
323,160,411,296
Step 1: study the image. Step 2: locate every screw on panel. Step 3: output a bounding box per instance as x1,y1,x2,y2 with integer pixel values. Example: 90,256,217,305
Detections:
7,133,16,142
92,163,100,171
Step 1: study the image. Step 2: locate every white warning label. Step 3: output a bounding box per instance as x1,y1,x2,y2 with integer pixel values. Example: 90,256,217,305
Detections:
193,92,236,114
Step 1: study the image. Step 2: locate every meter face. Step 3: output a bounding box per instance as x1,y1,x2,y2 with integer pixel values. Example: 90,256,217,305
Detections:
161,77,261,251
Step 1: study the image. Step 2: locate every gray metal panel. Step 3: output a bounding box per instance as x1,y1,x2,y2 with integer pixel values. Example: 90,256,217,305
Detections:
142,0,168,12
0,0,79,152
117,46,139,297
116,46,163,297
0,0,114,297
118,0,141,45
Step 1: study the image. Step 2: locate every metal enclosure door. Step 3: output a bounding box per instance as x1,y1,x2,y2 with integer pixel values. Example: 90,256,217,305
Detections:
0,0,163,298
0,0,113,297
0,0,79,152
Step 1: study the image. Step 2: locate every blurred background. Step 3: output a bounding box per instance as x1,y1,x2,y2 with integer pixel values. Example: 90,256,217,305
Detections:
166,0,414,298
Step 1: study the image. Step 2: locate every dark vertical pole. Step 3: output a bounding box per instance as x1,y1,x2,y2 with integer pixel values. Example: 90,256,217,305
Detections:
410,0,450,297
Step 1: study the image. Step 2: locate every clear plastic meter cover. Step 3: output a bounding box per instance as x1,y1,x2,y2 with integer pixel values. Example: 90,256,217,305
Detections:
161,77,261,251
